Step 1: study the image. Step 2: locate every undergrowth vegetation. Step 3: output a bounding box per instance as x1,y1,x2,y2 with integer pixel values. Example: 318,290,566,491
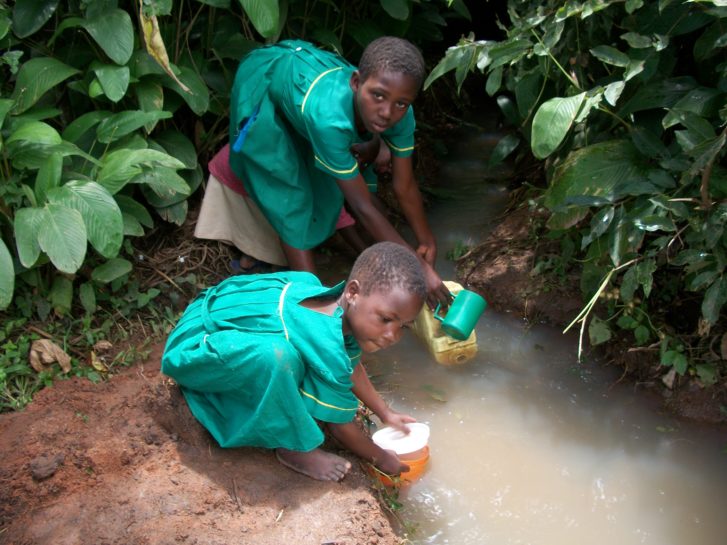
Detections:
428,0,727,388
0,0,468,410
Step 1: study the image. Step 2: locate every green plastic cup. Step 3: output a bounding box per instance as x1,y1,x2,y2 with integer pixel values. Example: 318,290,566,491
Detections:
434,289,487,340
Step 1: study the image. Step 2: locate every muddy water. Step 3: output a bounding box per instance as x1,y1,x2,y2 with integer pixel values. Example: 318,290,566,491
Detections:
367,128,727,545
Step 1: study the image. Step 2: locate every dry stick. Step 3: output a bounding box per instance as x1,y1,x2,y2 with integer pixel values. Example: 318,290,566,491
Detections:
150,266,184,293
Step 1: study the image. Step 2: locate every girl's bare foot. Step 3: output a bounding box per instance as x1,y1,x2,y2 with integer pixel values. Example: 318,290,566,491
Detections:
275,448,352,481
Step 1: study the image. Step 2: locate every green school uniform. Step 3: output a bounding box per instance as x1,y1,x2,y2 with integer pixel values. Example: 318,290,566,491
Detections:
228,39,416,250
161,271,361,451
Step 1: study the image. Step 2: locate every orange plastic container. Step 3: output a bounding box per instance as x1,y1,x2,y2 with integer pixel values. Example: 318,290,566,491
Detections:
370,424,431,486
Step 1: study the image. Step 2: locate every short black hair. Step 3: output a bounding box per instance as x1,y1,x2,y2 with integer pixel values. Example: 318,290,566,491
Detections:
349,242,426,300
358,36,426,89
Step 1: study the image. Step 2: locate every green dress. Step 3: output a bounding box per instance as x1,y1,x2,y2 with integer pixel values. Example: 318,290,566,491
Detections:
161,271,361,451
228,39,416,250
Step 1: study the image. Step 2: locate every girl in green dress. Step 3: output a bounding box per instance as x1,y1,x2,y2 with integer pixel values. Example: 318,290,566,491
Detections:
162,242,426,481
227,36,451,308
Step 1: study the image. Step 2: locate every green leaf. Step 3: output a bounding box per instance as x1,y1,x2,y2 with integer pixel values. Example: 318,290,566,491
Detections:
122,213,145,236
696,363,717,386
12,0,59,38
98,148,185,194
604,81,625,107
96,110,173,143
6,120,62,146
662,350,688,375
79,281,96,314
10,57,79,114
633,215,676,232
115,194,154,228
134,81,164,132
37,204,87,274
590,45,630,67
136,167,191,204
13,207,44,267
34,151,63,204
380,0,409,20
621,32,652,49
92,258,133,283
62,110,110,143
162,65,210,116
239,0,279,39
155,200,188,225
582,206,614,249
619,77,697,116
50,275,72,316
531,92,586,159
485,66,503,97
634,325,650,345
488,134,519,167
544,140,649,210
0,99,14,130
152,131,198,169
46,181,123,258
92,63,130,103
82,9,134,65
702,277,727,325
589,315,612,345
0,238,14,309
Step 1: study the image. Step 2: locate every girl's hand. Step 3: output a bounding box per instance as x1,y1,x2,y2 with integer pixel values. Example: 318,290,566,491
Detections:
351,138,379,169
381,409,416,433
373,142,392,177
377,449,410,476
416,241,437,267
422,261,453,310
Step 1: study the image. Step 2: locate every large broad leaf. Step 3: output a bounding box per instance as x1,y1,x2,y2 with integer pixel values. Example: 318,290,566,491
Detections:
152,131,198,169
162,65,210,116
619,77,697,115
134,81,164,132
531,92,586,159
0,99,14,130
47,181,123,258
380,0,409,20
91,258,133,284
136,167,191,204
239,0,279,39
50,275,72,316
12,0,59,38
62,110,111,143
544,140,650,210
115,194,154,228
34,151,63,204
82,9,134,65
14,207,45,267
590,45,630,67
488,134,520,167
702,277,727,326
98,148,185,194
92,63,130,103
10,58,79,114
96,110,173,143
37,204,87,274
155,200,188,226
0,238,15,309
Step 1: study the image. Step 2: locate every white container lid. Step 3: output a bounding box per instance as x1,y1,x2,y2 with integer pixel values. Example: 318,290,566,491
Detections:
372,423,430,455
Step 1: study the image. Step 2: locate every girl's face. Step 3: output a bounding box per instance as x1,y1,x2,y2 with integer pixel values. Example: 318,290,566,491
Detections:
342,282,424,353
350,69,419,135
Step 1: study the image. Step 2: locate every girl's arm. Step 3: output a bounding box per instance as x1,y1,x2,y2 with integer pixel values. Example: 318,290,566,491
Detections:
336,175,450,307
389,154,437,266
350,362,414,430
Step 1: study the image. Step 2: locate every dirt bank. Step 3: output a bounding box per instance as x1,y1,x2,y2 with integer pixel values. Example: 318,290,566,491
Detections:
0,342,399,545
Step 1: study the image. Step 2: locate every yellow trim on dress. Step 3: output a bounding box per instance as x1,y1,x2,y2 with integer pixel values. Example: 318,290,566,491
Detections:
315,155,358,176
301,66,343,114
299,389,359,412
382,137,414,153
278,283,292,340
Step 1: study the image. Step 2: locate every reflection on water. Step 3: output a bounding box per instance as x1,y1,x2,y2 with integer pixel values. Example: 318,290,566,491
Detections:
368,126,727,545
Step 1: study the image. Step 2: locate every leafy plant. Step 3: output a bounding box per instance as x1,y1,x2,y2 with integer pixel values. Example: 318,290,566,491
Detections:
428,0,727,382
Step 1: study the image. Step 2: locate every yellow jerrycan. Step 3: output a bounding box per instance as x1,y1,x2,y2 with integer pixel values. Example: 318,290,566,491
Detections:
409,281,479,365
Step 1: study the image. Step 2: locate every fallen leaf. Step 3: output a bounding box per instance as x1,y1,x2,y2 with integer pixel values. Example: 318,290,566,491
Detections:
89,351,108,373
29,339,71,373
93,340,113,353
661,367,676,390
